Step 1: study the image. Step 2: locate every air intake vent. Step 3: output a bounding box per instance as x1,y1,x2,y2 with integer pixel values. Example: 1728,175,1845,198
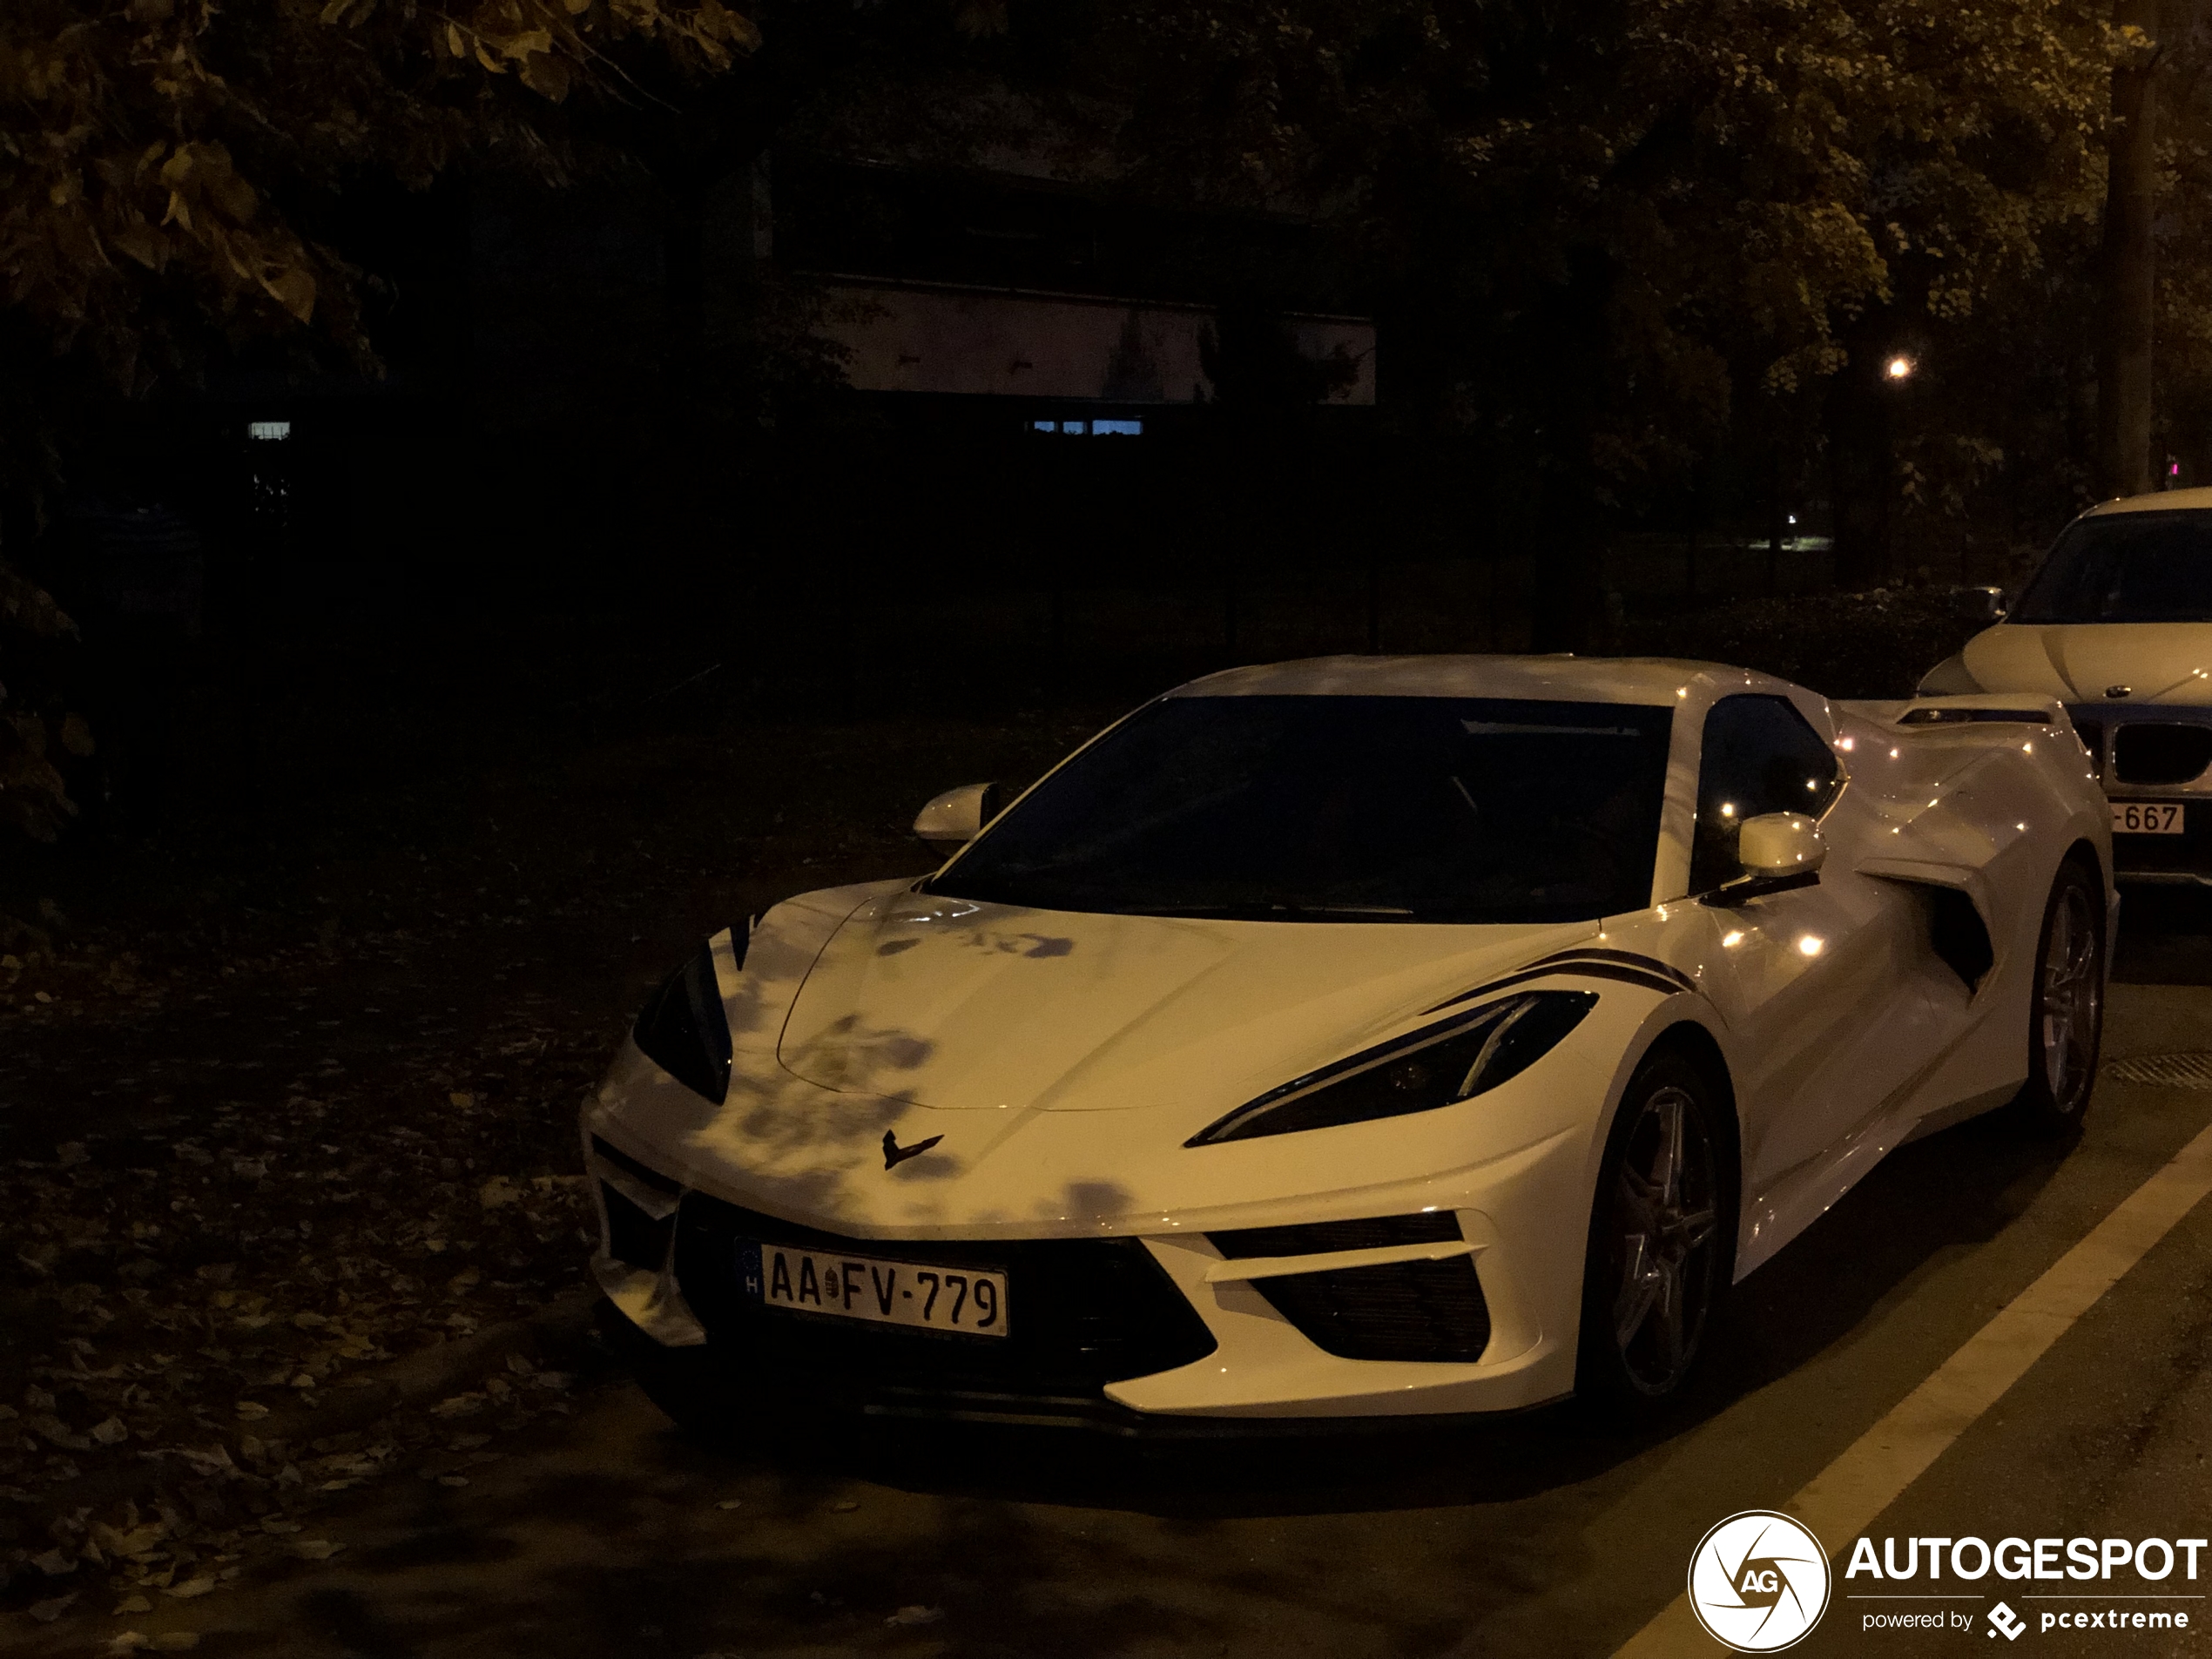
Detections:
601,1183,675,1271
1253,1256,1490,1363
1209,1212,1460,1260
2114,724,2212,786
590,1135,681,1196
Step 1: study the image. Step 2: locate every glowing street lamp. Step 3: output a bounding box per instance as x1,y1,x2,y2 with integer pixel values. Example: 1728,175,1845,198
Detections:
1885,354,1914,382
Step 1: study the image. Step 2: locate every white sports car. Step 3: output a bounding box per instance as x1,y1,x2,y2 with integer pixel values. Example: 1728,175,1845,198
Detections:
583,656,2114,1431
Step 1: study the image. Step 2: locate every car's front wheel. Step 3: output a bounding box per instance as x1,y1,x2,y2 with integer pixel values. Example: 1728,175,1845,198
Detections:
1576,1050,1730,1414
2013,858,2106,1132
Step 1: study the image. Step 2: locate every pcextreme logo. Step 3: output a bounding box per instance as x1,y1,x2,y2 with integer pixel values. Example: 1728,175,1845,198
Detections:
1688,1511,1833,1652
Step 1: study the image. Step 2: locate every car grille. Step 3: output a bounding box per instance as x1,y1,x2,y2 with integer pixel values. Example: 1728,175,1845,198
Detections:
1248,1256,1492,1364
670,1195,1217,1412
2113,724,2212,786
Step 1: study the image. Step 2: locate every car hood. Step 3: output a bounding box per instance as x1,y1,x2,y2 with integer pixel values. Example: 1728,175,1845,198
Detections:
775,888,1584,1114
590,884,1638,1235
1962,623,2212,705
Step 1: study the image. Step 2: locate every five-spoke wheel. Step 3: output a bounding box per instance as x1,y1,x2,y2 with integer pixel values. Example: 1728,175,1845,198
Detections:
1578,1051,1730,1411
2015,859,2106,1130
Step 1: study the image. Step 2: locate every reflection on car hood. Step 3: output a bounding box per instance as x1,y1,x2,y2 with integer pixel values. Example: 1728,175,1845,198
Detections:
775,888,1589,1114
1963,623,2212,704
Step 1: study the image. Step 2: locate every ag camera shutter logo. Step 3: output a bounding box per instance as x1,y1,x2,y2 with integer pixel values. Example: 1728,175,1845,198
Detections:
1688,1511,1832,1652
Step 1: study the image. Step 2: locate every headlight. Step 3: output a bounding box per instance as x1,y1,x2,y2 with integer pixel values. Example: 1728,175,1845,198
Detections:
1186,990,1597,1146
632,937,736,1103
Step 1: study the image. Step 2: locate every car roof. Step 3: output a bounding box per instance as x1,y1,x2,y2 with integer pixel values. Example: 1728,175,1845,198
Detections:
2080,487,2212,517
1163,654,1796,707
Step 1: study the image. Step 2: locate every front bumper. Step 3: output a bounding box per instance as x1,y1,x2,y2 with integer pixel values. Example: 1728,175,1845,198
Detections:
582,1126,1584,1428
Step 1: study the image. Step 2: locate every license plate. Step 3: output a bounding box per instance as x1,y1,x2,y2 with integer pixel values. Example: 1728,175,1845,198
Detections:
2113,802,2186,835
737,1240,1008,1337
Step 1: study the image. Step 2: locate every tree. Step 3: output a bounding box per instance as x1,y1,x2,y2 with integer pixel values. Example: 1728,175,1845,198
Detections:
2100,0,2167,499
0,0,761,503
1103,0,2116,608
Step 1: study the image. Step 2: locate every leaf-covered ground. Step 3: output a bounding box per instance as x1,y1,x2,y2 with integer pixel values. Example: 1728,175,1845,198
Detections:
0,611,1105,1634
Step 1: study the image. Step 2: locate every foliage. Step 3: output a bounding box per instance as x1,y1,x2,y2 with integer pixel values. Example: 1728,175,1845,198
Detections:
1106,0,2117,489
0,557,88,842
0,0,759,489
1615,584,1992,698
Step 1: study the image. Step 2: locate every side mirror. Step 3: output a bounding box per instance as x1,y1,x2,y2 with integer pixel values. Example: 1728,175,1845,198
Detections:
1702,813,1825,907
913,782,1001,852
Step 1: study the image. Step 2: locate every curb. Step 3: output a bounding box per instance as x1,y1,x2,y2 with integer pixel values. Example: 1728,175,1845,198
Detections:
21,1285,603,1527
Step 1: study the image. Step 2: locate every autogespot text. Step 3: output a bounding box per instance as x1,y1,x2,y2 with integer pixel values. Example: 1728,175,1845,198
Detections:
1847,1534,2208,1582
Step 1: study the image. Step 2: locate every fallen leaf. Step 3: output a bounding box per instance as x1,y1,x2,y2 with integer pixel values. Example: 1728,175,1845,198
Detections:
478,1176,521,1208
287,1539,345,1561
98,1523,165,1556
234,1399,270,1420
163,1576,216,1599
260,1517,301,1534
437,1474,469,1487
885,1605,945,1627
30,1592,78,1622
112,1594,152,1614
831,1501,859,1514
715,1499,744,1510
57,1141,90,1166
27,1413,91,1450
32,1546,77,1575
91,1415,129,1444
448,1091,474,1108
108,1632,149,1655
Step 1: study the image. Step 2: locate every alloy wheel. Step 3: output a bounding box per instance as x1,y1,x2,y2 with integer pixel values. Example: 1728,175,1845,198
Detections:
2038,881,2101,1116
1610,1083,1719,1394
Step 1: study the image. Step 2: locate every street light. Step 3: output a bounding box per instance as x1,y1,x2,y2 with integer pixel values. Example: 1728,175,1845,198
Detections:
1885,355,1914,382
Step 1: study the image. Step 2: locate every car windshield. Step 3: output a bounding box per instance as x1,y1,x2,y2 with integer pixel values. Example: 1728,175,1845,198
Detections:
2012,512,2212,624
925,694,1674,923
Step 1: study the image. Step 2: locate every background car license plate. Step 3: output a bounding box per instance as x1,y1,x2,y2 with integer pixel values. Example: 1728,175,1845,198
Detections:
2113,802,2185,835
737,1240,1008,1337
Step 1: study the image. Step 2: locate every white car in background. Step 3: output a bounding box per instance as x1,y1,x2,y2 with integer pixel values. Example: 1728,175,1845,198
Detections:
1922,488,2212,886
584,656,2112,1433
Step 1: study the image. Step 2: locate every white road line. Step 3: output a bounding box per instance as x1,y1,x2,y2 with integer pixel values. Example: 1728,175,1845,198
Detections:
1612,1115,2212,1657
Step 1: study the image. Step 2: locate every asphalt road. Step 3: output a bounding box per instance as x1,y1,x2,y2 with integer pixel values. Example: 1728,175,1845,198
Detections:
31,907,2212,1659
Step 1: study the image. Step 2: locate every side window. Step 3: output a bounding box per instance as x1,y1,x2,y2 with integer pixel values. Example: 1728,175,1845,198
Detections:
1690,695,1843,894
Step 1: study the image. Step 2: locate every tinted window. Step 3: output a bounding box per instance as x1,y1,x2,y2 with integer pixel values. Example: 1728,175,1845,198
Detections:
928,694,1675,924
1690,695,1842,894
2012,513,2212,624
